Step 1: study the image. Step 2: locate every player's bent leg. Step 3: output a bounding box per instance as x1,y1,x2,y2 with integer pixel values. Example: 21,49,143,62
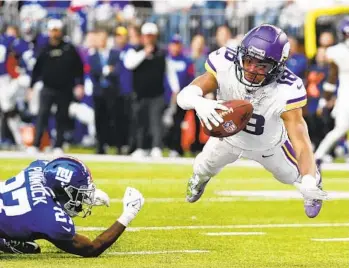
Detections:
187,138,240,203
0,239,41,254
315,119,349,163
252,140,323,218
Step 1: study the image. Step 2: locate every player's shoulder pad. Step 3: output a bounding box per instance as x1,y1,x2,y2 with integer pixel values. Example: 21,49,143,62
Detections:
205,46,237,77
26,159,49,171
277,68,307,112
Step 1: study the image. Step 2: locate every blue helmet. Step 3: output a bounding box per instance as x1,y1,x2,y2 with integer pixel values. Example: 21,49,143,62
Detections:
43,157,95,218
235,24,290,88
338,17,349,38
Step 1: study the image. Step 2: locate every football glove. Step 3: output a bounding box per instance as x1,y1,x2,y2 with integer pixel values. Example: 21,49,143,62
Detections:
93,188,110,207
294,175,328,200
117,187,144,227
194,99,228,130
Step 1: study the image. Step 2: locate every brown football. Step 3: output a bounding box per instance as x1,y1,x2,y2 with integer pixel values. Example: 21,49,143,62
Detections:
203,100,254,138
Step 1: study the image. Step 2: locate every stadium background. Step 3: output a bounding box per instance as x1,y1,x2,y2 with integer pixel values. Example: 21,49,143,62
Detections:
0,0,348,161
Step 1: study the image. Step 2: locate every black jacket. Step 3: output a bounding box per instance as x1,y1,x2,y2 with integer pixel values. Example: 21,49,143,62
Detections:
132,45,166,99
31,40,84,92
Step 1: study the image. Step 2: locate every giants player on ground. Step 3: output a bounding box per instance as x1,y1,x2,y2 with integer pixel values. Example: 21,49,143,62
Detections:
177,24,328,218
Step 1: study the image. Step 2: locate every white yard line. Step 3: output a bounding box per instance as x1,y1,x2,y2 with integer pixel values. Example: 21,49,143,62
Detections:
76,222,349,232
205,232,265,236
107,190,349,203
95,178,349,185
215,190,349,200
311,238,349,242
0,151,347,170
107,250,209,256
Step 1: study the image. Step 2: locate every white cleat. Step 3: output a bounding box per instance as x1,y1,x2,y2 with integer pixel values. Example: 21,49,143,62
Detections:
131,149,148,158
26,146,39,155
150,147,162,158
52,147,64,156
186,174,211,203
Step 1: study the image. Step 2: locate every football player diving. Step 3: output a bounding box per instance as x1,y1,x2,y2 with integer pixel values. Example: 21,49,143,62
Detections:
177,24,328,218
0,157,144,257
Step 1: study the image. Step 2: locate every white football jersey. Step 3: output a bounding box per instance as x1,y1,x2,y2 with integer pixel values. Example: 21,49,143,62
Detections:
205,46,307,151
326,43,349,100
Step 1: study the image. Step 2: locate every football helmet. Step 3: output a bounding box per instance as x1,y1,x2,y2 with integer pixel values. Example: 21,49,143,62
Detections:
235,24,290,88
338,17,349,38
43,156,95,218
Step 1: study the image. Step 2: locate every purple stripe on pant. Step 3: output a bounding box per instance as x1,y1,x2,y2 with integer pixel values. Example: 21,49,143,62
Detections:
281,140,299,171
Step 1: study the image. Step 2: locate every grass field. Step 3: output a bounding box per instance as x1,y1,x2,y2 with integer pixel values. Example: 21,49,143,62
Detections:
0,158,348,268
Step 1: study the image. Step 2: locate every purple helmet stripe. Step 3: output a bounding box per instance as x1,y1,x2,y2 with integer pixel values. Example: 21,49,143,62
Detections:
207,58,216,73
286,95,306,105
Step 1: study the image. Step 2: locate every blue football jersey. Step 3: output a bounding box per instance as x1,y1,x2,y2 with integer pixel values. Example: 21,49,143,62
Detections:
0,160,75,241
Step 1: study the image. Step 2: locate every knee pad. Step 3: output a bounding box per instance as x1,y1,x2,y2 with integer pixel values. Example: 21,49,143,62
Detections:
193,152,217,177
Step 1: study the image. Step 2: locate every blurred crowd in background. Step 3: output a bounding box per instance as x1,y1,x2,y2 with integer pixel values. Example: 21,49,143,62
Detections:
0,0,348,162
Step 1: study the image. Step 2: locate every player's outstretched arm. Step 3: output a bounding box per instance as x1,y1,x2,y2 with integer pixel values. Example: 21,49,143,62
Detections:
51,187,144,257
177,72,228,130
282,108,315,177
281,109,327,200
52,222,126,257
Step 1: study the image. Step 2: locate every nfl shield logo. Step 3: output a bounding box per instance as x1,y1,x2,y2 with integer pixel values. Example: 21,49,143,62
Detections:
222,120,237,133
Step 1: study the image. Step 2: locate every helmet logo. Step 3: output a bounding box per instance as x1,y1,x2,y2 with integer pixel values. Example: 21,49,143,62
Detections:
248,46,265,58
281,42,290,61
55,167,73,183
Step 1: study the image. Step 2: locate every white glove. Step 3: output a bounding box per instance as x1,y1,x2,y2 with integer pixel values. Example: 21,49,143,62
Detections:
294,175,328,200
117,187,144,227
194,98,228,130
93,188,110,207
162,107,176,127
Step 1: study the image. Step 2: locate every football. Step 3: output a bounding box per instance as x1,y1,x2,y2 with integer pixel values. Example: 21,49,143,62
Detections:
203,99,254,138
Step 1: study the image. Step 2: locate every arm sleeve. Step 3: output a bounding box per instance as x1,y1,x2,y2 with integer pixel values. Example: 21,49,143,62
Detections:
204,46,235,78
123,48,147,70
282,80,307,113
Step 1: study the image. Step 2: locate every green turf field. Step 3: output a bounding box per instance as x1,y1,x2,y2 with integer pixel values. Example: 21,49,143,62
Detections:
0,159,348,268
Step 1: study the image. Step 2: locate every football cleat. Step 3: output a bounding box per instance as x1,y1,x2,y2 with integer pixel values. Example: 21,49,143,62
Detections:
0,239,41,254
186,174,211,203
304,174,323,218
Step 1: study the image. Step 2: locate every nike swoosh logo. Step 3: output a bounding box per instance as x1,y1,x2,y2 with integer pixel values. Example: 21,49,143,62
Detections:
26,242,39,250
297,84,302,89
262,154,274,158
62,226,72,232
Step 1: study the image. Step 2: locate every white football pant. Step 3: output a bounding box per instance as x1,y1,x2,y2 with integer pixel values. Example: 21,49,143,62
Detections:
194,137,321,185
315,99,349,160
